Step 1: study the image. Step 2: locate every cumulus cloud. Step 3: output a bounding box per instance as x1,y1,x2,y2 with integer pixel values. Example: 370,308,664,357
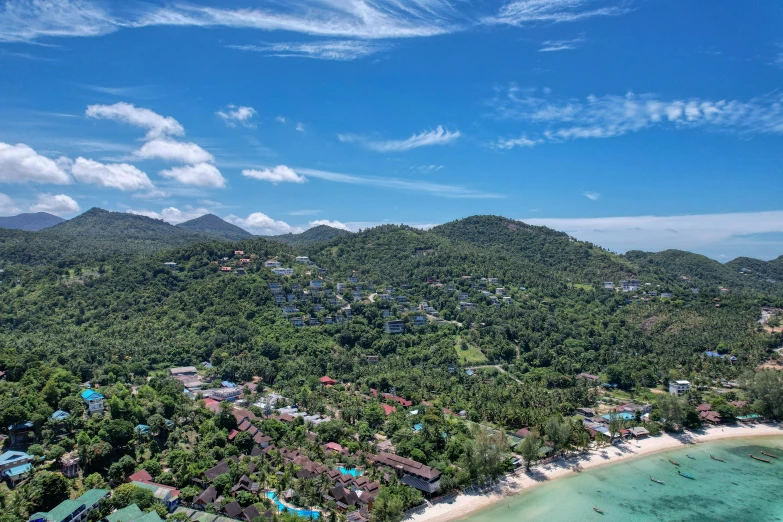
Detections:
71,157,153,191
309,219,351,231
491,88,783,148
159,163,226,188
29,193,80,215
242,165,306,184
0,192,21,215
227,40,388,61
226,212,298,235
86,102,184,140
523,210,783,260
216,105,257,127
126,206,210,224
134,138,214,164
339,125,461,152
0,142,72,184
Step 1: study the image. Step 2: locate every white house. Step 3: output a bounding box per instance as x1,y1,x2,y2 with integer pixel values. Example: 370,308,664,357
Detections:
385,320,405,334
264,260,281,267
295,256,309,264
621,279,641,292
81,389,105,415
603,282,614,289
669,380,691,396
272,268,294,276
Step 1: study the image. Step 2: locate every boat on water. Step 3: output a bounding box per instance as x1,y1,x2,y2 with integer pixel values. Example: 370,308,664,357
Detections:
710,455,725,462
669,458,680,466
761,451,779,459
678,471,696,479
750,454,772,463
650,476,665,485
593,508,605,515
686,454,696,460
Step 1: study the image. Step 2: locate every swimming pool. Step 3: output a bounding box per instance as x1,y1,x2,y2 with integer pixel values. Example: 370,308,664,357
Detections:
266,491,321,519
337,466,363,477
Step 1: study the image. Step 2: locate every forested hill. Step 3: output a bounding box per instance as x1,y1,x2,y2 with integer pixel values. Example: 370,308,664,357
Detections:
0,211,64,231
726,255,783,283
430,215,637,283
264,224,351,246
176,213,254,241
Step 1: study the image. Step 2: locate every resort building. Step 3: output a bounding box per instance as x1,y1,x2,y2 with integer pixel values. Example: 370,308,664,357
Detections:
384,320,405,334
28,488,110,522
369,453,441,494
272,268,294,276
295,256,310,263
81,389,105,415
669,380,691,396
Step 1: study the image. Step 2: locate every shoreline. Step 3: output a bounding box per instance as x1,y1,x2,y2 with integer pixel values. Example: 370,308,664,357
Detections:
405,422,783,522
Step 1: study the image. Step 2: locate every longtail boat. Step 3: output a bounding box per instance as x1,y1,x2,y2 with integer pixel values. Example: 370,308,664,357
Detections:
750,454,771,463
668,458,680,466
710,455,725,462
678,471,695,479
686,454,696,460
650,476,665,485
593,508,605,515
761,451,778,459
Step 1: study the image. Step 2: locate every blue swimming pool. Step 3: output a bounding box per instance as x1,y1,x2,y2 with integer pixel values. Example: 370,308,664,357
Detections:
337,466,363,477
601,412,635,421
266,492,321,519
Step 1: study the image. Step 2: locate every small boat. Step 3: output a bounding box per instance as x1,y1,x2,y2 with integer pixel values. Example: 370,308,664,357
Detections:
668,458,680,466
686,454,696,460
750,454,771,463
650,476,665,485
678,471,695,479
761,451,779,459
593,508,605,515
710,455,725,462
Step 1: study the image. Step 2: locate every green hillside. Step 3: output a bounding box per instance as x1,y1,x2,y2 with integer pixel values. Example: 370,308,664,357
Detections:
265,224,351,246
176,213,254,241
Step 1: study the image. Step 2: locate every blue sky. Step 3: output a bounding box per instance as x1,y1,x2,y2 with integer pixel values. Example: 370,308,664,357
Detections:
0,0,782,260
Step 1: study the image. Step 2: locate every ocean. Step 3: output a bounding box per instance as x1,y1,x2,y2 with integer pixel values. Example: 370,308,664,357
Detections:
457,436,783,522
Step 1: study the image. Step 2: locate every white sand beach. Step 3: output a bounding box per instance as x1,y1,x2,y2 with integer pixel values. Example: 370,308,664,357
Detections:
405,423,783,522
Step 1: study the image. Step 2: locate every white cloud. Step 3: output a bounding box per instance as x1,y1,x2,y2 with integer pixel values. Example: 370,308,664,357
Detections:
539,37,585,52
86,102,184,140
491,88,783,145
132,188,171,200
309,219,351,231
276,116,286,123
0,142,72,184
227,40,388,61
0,192,21,215
582,191,600,200
296,122,306,132
134,138,214,164
29,193,80,215
297,167,502,199
71,157,153,191
216,105,257,127
485,0,630,26
159,163,226,188
523,210,783,260
226,212,298,235
126,206,210,224
243,165,306,184
339,125,461,152
0,0,117,43
287,209,321,216
493,135,542,150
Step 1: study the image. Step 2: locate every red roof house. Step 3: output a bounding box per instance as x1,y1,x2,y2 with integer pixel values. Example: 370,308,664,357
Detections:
381,404,396,416
320,376,337,386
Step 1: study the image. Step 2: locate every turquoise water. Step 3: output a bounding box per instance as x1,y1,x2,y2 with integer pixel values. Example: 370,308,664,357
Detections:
338,466,363,477
266,491,321,519
458,436,783,522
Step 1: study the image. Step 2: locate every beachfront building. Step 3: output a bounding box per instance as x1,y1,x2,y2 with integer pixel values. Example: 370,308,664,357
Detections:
668,380,691,396
369,453,441,494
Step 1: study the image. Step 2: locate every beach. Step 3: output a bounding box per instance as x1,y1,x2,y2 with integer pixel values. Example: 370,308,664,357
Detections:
405,422,783,522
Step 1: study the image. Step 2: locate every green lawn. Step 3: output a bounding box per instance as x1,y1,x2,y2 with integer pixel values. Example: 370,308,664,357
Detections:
455,337,488,364
572,283,594,291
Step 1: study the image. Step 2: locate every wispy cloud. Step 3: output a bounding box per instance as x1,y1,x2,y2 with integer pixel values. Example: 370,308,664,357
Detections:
296,122,306,132
583,191,600,200
538,37,585,52
296,167,502,199
227,40,388,61
0,0,117,43
287,209,321,216
216,105,257,127
523,210,783,260
491,87,783,149
485,0,631,26
81,84,158,98
339,125,461,152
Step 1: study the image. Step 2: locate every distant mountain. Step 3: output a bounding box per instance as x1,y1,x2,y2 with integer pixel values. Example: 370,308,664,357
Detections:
264,225,351,246
176,214,254,241
0,212,65,231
